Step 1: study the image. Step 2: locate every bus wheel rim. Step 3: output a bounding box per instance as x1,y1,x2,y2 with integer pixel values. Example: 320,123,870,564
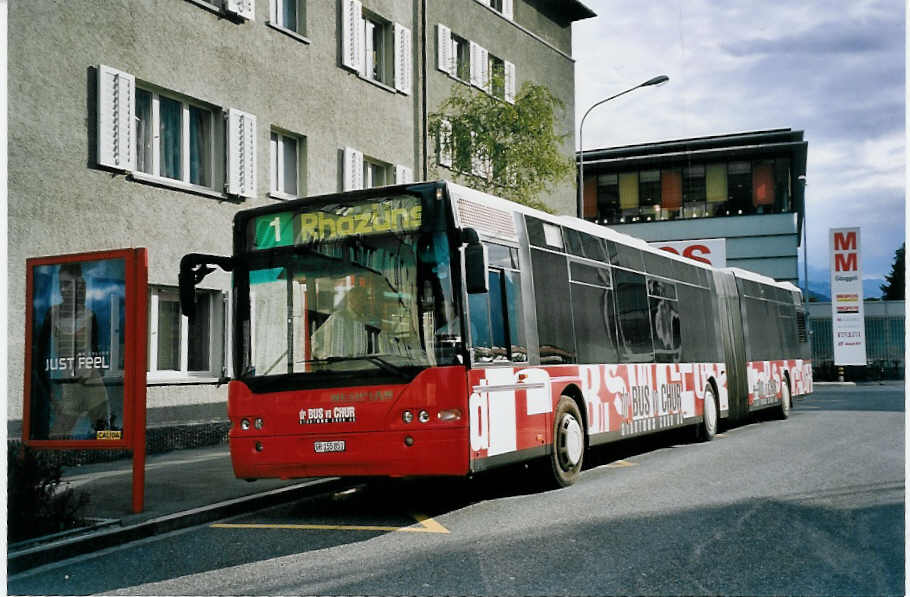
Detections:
561,415,583,467
705,390,717,435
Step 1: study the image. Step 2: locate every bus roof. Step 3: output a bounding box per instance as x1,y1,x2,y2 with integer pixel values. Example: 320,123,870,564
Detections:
444,180,801,296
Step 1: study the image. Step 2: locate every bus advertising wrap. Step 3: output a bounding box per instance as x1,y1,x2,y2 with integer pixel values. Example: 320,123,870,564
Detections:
829,227,867,365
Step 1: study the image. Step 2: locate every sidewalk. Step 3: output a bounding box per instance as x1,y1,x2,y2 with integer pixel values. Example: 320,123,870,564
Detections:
8,445,344,575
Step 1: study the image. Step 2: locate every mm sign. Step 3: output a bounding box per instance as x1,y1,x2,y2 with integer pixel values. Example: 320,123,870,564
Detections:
829,227,866,365
650,238,726,268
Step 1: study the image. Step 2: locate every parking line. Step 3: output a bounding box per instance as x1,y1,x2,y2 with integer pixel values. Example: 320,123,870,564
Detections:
211,513,450,534
605,459,637,468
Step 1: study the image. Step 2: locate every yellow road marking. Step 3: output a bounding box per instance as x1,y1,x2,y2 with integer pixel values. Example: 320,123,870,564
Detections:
211,513,449,534
605,459,637,468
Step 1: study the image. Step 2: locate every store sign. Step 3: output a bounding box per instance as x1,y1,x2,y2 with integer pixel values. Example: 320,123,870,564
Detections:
829,227,866,365
651,238,726,267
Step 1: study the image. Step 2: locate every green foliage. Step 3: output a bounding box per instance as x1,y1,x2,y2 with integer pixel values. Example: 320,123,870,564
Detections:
428,78,574,212
880,242,904,300
7,443,89,543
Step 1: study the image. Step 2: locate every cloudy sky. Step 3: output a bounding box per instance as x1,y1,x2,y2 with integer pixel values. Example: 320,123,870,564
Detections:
572,0,905,292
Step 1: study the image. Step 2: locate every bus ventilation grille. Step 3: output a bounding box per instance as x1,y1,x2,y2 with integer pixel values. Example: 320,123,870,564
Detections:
456,197,517,241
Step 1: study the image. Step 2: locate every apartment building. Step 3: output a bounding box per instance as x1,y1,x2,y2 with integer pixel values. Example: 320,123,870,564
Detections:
6,0,594,440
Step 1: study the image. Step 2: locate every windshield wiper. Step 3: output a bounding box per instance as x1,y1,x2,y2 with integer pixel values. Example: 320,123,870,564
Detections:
308,355,412,377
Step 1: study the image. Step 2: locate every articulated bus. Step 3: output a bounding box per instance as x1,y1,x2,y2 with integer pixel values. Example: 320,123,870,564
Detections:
180,180,812,487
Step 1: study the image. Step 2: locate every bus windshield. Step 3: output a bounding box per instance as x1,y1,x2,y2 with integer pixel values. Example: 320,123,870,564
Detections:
239,193,461,379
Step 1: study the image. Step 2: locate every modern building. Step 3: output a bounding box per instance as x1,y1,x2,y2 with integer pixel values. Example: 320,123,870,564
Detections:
577,129,808,284
6,0,594,441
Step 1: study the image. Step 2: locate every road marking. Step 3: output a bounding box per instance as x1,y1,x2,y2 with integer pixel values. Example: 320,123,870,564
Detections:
605,459,637,468
211,513,450,534
715,433,728,438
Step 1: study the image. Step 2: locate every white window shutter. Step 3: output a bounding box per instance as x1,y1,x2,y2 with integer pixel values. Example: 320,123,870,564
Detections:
227,108,258,198
479,46,490,92
502,0,513,20
226,0,255,20
504,60,516,103
469,41,481,87
341,0,364,75
439,119,453,168
395,164,413,184
437,24,452,75
343,147,364,191
97,65,136,172
394,23,412,95
268,0,277,22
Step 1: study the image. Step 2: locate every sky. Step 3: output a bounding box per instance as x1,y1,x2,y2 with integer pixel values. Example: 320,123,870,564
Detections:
572,0,905,294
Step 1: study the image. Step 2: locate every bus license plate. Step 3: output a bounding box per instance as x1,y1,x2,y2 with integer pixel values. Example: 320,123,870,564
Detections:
314,440,345,453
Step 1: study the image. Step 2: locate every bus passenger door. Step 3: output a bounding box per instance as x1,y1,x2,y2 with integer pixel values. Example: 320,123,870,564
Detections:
468,261,545,465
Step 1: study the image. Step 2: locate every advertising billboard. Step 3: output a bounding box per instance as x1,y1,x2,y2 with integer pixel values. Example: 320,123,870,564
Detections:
24,249,147,449
650,238,727,268
829,228,866,365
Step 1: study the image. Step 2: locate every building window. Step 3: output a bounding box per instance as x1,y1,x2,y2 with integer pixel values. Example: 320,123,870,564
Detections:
364,158,392,188
595,174,619,224
638,170,661,221
148,287,224,380
136,88,213,188
364,14,392,85
682,165,707,218
453,33,471,81
270,130,305,198
489,54,505,99
270,0,305,34
728,161,752,215
342,1,411,94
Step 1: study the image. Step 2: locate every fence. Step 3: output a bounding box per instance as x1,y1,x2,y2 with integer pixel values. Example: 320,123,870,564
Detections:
808,300,904,380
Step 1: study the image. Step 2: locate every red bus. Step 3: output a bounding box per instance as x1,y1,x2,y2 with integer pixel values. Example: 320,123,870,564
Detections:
180,181,812,487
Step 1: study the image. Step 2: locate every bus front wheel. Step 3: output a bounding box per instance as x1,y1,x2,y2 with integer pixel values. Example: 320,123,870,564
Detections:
549,397,585,487
696,384,718,442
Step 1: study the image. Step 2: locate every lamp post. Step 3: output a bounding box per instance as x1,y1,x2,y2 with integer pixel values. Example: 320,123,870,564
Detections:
799,174,810,346
577,75,669,219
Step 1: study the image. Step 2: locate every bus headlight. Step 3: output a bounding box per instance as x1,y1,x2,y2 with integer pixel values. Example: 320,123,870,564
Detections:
402,410,414,424
418,410,430,423
240,418,251,430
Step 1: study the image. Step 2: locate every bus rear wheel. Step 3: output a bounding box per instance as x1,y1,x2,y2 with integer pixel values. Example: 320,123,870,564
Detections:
549,397,585,487
696,383,718,442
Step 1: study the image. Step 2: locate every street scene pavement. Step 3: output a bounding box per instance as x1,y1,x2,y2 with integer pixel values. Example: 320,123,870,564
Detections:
8,382,904,596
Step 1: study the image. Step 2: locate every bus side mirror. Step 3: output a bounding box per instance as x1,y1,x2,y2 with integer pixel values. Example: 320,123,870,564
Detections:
179,254,234,318
462,229,488,294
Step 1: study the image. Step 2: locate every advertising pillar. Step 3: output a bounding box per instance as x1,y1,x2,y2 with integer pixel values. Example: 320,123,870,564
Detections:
829,228,866,366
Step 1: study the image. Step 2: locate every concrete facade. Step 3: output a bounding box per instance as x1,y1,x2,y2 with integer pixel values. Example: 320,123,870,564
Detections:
6,0,592,436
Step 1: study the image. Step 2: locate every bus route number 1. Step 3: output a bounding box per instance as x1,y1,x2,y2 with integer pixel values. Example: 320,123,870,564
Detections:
255,212,293,249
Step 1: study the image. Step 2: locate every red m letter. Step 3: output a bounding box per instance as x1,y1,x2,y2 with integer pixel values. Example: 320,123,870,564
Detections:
833,232,856,251
835,253,858,272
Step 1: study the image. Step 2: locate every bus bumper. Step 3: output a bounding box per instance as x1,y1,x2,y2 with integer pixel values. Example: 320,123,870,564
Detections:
230,427,469,479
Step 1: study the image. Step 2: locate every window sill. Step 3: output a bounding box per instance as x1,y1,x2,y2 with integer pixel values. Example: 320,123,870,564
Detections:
268,191,299,201
184,0,221,16
266,21,311,45
147,374,223,387
129,171,231,201
341,64,401,95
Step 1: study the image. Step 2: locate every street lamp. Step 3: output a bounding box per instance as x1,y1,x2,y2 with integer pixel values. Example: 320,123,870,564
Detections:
577,75,669,219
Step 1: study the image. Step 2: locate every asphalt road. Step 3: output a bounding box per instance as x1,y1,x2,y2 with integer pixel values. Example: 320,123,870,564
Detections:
9,384,905,596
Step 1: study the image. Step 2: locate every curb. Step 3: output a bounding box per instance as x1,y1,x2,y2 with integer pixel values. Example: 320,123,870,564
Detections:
8,477,346,575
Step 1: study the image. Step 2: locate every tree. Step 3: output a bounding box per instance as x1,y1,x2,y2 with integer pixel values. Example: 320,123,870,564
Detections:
428,79,574,212
880,242,904,300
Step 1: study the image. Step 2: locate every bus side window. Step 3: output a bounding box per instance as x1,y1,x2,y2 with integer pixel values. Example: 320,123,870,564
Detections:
613,269,654,363
468,290,494,363
504,271,527,362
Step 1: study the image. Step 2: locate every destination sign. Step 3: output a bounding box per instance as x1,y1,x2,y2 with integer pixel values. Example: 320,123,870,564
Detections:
250,196,422,250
